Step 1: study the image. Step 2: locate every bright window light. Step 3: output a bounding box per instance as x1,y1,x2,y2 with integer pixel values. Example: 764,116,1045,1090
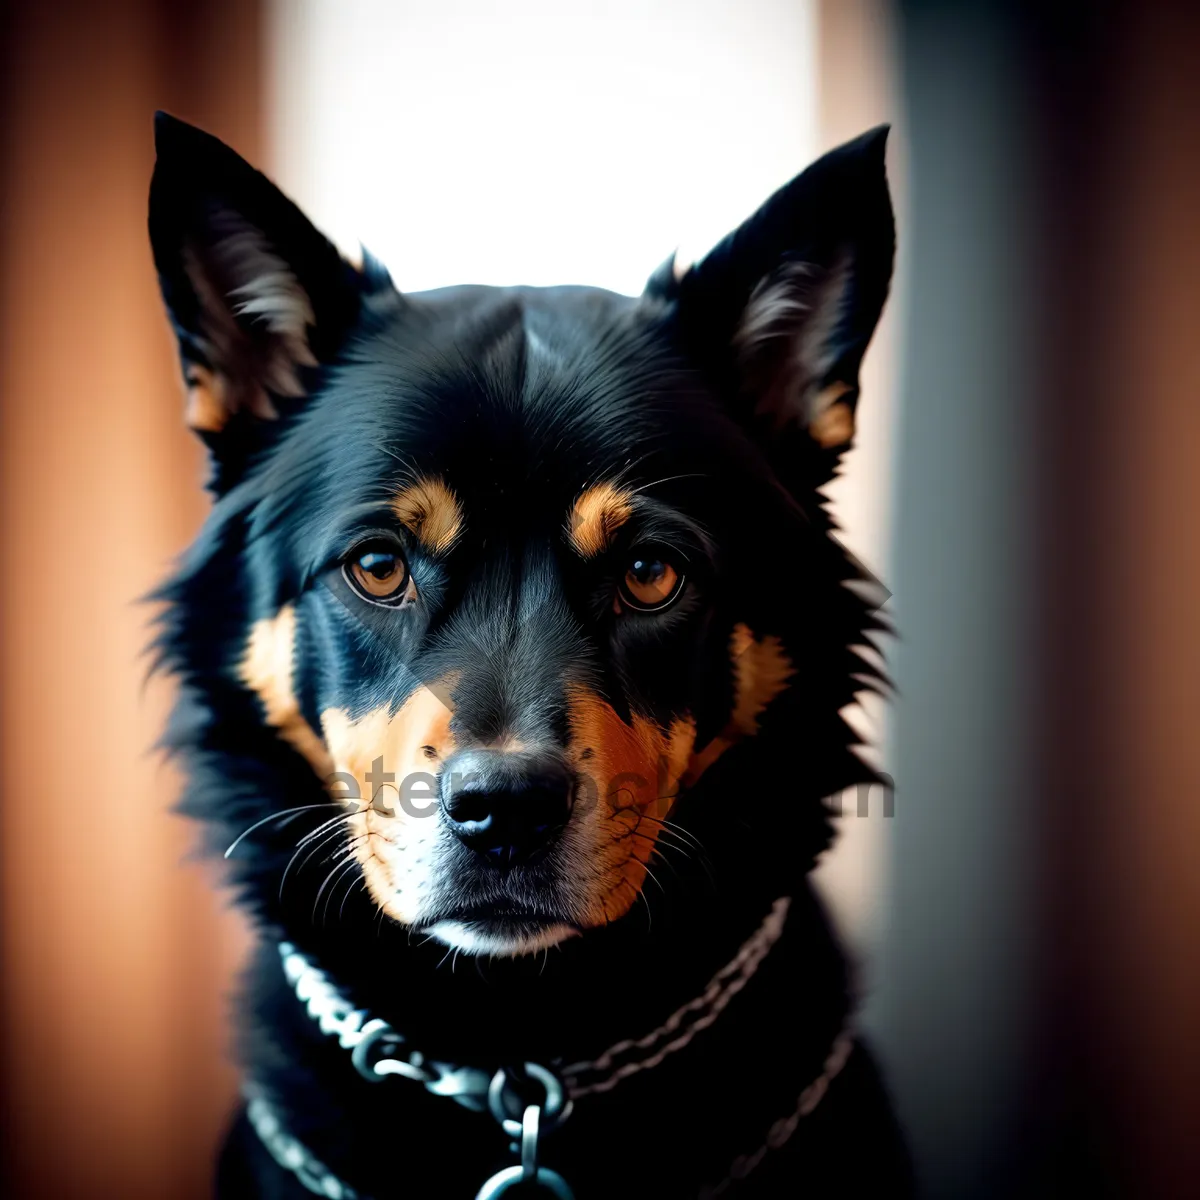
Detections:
269,0,817,295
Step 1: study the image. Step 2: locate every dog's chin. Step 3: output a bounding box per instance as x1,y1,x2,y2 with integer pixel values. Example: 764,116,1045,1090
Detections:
426,919,580,957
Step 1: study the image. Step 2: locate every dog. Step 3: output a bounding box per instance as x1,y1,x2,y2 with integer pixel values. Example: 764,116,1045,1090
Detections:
148,112,912,1198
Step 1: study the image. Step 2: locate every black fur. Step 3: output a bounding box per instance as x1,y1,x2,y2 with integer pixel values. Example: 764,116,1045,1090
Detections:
149,112,912,1197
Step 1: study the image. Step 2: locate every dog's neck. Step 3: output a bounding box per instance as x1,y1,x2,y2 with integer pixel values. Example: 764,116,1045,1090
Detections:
236,879,853,1198
254,844,845,1068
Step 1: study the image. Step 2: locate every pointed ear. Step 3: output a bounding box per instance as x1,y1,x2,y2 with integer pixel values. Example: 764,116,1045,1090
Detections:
649,127,894,461
148,113,379,475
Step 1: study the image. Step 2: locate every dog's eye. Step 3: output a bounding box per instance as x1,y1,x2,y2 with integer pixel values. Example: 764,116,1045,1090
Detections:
619,554,683,613
343,543,411,606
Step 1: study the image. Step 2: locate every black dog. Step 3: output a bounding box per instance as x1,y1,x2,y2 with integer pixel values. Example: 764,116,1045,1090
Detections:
149,113,911,1198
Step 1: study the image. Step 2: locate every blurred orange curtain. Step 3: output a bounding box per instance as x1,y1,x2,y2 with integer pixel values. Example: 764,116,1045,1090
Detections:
0,2,260,1197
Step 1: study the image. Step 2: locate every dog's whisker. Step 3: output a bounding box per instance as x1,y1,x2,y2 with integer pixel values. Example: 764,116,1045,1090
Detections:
223,804,336,858
633,815,717,888
650,833,705,868
625,876,652,935
292,823,351,869
293,810,357,851
642,812,710,857
339,874,369,923
623,822,693,861
639,860,667,898
307,844,357,916
316,847,365,926
606,451,653,488
312,852,354,924
280,824,355,901
629,471,708,496
645,838,690,876
633,815,705,856
652,537,692,562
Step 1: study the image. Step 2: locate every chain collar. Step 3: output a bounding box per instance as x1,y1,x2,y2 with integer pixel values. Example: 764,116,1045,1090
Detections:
278,895,793,1108
246,1026,855,1200
246,1090,362,1200
250,896,851,1197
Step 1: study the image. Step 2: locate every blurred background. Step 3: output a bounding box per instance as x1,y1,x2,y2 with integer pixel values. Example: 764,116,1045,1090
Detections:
0,0,1197,1196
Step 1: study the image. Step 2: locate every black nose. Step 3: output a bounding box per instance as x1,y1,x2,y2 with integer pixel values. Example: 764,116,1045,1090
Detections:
439,750,573,867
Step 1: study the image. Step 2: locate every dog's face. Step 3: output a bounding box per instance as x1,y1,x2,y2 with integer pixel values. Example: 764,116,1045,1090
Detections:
151,116,893,956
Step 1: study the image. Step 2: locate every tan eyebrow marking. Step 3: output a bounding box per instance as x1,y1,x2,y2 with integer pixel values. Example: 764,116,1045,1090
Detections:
568,482,635,558
391,476,464,556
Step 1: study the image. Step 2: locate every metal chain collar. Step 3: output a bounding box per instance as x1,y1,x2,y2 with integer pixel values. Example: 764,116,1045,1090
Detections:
697,1027,855,1198
252,896,851,1198
279,895,792,1105
246,1090,362,1200
245,1029,856,1200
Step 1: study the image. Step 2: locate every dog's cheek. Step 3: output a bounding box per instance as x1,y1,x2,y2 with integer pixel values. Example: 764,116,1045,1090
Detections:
563,685,696,926
239,602,333,778
320,677,459,925
682,622,794,785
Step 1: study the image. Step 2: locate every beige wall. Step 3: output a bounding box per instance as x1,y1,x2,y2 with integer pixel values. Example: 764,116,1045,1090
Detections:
0,4,258,1196
811,0,903,961
1037,6,1200,1190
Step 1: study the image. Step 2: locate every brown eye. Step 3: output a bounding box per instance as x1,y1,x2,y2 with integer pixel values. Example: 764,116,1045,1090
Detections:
344,544,410,606
619,555,683,612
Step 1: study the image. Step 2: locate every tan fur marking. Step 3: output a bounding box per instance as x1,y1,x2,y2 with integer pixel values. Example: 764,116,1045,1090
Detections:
240,605,333,777
391,477,464,556
809,381,855,448
565,685,697,927
683,623,794,785
184,365,230,432
569,483,635,559
322,676,459,924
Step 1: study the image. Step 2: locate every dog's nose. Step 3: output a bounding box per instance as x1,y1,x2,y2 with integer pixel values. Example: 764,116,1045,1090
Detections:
439,750,573,867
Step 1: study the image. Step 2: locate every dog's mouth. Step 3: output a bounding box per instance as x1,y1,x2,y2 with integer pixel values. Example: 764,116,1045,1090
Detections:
420,904,581,956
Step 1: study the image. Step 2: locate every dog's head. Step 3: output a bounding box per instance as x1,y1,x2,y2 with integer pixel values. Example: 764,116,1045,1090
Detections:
151,115,893,957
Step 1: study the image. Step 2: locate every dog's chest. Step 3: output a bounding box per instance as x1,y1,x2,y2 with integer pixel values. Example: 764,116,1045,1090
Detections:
224,907,913,1199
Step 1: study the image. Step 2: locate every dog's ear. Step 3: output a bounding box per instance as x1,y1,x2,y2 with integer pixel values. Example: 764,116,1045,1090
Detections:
648,127,894,464
149,113,376,485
